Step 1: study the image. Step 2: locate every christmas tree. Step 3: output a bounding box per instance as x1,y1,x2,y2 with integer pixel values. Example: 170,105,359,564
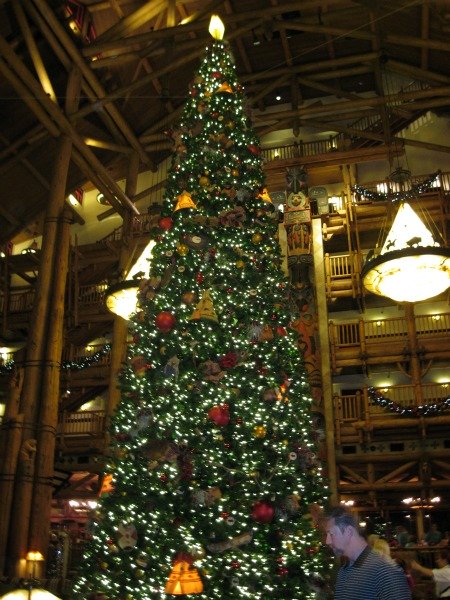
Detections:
74,17,330,600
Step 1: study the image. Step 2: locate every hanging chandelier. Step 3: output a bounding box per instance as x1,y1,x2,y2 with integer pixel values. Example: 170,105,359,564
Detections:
105,279,140,320
361,201,450,303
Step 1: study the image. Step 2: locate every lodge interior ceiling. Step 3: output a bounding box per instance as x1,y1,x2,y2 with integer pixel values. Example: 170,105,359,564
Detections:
1,0,450,246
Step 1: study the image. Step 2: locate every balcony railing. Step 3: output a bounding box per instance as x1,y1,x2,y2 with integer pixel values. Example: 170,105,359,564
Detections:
57,410,106,436
335,383,450,423
330,313,450,348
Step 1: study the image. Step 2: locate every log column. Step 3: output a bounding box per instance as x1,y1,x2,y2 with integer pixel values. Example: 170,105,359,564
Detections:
106,152,140,418
5,133,73,577
28,205,73,565
312,217,338,503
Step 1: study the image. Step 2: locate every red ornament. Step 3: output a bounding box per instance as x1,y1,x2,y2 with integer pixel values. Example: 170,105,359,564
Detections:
212,71,221,78
219,352,238,369
247,144,260,155
220,511,230,519
276,326,287,336
196,272,204,284
158,216,173,231
277,566,289,576
231,560,240,569
155,311,176,333
251,501,275,523
208,404,230,426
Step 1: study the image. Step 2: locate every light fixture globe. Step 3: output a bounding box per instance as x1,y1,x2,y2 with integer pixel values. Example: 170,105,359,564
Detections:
362,246,450,302
361,201,450,303
105,280,140,320
0,591,61,600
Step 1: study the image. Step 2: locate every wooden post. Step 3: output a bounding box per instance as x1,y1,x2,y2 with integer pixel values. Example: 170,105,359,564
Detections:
312,218,338,503
106,152,140,418
28,206,72,562
5,134,73,577
404,303,424,405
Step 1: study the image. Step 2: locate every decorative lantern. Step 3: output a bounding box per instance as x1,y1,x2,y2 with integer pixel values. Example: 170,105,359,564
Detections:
174,191,197,212
188,290,218,323
165,555,203,595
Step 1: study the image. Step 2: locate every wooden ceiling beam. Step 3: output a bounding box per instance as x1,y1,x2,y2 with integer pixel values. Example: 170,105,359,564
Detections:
421,1,430,70
30,0,151,167
295,74,365,102
291,75,301,138
83,137,133,154
83,0,352,56
0,124,46,163
386,59,450,86
252,85,450,122
76,18,263,120
97,178,167,221
93,0,167,43
384,32,450,53
0,34,138,217
249,74,291,107
167,0,176,28
368,10,392,148
13,1,57,102
0,57,60,138
224,0,264,110
24,0,128,146
240,52,380,84
278,19,374,42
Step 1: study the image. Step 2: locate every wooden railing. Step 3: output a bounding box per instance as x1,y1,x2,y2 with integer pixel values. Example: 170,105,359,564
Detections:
335,383,450,422
57,410,106,436
324,252,362,298
330,312,450,349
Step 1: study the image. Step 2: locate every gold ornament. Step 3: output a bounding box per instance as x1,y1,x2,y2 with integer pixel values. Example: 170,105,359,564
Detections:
199,175,210,187
260,325,274,341
252,232,263,244
258,187,272,203
231,169,239,177
174,190,197,211
176,244,189,256
182,291,197,305
253,425,267,438
188,289,218,323
235,259,245,269
216,82,233,94
165,560,204,595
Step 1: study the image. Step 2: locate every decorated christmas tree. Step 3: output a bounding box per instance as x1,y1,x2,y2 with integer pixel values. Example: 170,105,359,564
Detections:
74,17,330,600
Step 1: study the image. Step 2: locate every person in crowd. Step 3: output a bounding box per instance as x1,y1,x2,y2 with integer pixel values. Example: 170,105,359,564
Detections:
395,525,411,547
324,506,412,599
372,537,392,558
396,558,415,592
410,548,450,597
425,523,443,546
439,532,450,547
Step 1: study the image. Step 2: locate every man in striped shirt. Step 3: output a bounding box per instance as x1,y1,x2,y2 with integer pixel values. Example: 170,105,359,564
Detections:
325,506,412,600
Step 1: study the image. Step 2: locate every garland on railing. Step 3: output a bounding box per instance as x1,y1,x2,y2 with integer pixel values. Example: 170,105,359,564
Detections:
352,171,440,203
61,343,111,371
0,344,111,375
368,386,450,417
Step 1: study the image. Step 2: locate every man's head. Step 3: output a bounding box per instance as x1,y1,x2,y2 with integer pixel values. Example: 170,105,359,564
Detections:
436,549,449,567
325,506,365,560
